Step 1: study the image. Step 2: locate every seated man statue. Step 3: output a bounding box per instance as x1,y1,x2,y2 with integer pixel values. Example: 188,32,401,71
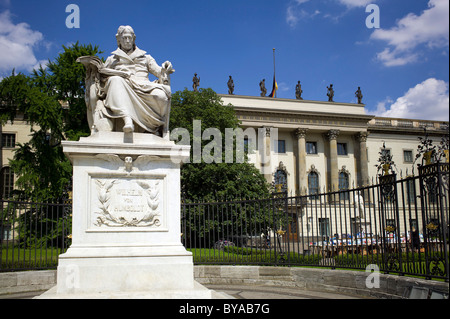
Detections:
77,25,174,137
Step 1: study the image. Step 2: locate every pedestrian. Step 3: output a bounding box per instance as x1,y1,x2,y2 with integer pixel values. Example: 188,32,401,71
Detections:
411,227,421,253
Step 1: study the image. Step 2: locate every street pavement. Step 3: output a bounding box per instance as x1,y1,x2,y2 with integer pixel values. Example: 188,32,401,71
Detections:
0,284,369,299
205,284,366,299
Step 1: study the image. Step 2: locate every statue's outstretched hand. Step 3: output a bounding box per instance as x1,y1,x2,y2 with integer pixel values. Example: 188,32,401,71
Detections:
162,61,175,74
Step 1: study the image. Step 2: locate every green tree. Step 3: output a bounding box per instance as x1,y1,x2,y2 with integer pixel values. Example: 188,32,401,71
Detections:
170,88,271,201
170,88,273,248
0,43,102,200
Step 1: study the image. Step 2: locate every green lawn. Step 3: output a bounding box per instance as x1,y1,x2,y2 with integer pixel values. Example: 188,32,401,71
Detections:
1,247,64,270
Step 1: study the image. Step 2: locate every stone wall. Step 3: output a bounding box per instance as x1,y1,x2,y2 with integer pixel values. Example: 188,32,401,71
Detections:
194,266,448,299
1,266,448,299
0,271,56,295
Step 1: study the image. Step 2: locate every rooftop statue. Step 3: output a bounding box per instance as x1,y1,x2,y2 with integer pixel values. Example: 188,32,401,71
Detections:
227,76,235,95
77,25,174,137
355,87,363,104
192,73,200,92
260,79,267,97
327,84,334,102
295,81,303,100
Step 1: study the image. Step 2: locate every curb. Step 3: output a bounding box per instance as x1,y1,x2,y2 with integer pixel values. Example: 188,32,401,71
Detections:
1,266,448,299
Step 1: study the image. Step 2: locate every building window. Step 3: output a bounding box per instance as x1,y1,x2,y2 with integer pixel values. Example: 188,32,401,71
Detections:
337,143,348,156
1,224,11,242
274,168,287,193
306,142,317,154
243,137,257,155
406,179,416,204
308,172,319,199
277,140,286,154
1,134,16,148
404,150,413,163
318,218,330,238
244,138,249,154
1,167,14,198
339,172,349,200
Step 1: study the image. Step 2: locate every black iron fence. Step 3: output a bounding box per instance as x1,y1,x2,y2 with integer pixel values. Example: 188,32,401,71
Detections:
182,163,449,281
1,163,448,281
0,196,71,272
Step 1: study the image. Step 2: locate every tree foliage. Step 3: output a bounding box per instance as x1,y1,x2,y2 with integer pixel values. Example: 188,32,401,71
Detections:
170,88,271,200
0,42,102,200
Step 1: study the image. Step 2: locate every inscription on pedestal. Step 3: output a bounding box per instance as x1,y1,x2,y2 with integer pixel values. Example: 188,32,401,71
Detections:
90,177,164,229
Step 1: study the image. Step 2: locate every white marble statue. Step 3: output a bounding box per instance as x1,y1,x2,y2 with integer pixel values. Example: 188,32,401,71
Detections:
77,25,174,136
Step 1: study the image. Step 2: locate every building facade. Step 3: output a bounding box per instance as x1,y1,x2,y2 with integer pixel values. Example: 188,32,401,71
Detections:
0,113,32,199
218,94,448,242
219,94,448,195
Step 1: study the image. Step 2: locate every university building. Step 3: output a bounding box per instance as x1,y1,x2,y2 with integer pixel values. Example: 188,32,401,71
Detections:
215,94,448,242
219,94,448,196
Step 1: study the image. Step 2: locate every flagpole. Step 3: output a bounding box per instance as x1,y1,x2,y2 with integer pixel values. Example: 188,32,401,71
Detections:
273,48,276,98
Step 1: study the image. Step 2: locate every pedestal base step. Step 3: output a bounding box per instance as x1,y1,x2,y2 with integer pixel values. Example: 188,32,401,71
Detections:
36,282,232,299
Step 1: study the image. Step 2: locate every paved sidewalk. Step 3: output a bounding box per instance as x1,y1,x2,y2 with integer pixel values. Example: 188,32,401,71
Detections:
0,285,370,299
204,284,368,299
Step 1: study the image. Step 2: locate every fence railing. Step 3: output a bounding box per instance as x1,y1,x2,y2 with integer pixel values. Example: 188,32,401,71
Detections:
182,163,449,281
0,197,71,272
1,163,448,281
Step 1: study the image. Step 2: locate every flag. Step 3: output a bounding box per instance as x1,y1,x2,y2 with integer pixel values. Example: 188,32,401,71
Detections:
268,75,278,98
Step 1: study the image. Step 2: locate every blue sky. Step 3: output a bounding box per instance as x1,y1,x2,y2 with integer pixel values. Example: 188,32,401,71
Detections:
1,0,448,121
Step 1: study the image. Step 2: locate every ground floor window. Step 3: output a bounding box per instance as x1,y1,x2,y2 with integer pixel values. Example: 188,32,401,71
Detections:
1,167,14,198
318,218,330,238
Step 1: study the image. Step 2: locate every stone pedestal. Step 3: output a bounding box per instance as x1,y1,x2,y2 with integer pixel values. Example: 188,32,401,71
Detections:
38,132,220,299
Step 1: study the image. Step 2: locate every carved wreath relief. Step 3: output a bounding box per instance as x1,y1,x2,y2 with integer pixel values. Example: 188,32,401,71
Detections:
93,178,162,228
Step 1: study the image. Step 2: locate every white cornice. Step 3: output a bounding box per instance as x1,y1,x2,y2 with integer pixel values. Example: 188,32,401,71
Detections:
219,94,368,117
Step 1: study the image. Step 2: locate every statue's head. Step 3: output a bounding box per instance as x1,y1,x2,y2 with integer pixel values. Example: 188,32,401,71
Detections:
116,25,136,52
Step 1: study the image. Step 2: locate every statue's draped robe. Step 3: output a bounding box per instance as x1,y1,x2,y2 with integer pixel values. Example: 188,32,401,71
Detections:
101,47,171,133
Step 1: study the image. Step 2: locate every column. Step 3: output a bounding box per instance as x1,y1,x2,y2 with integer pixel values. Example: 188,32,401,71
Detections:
356,132,369,187
295,128,308,195
325,130,340,192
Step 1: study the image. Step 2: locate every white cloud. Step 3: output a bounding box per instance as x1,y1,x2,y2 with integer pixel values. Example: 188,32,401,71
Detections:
375,78,449,121
374,97,394,114
371,0,449,67
286,5,301,28
286,0,321,28
375,48,419,67
0,10,44,73
338,0,374,8
277,82,290,93
287,0,375,27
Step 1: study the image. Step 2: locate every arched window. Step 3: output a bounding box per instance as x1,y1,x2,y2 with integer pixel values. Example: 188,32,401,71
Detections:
308,172,319,199
1,167,14,199
339,171,349,200
273,162,288,193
